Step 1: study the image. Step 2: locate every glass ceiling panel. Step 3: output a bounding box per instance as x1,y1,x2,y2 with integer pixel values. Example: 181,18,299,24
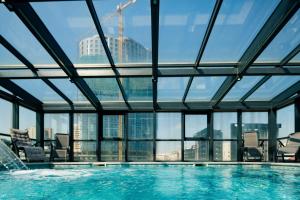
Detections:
32,1,109,66
49,79,90,105
186,77,226,101
12,79,66,104
201,0,279,63
85,78,124,101
289,52,300,63
0,44,24,68
158,0,215,63
121,78,152,101
0,86,12,95
223,76,263,101
94,0,151,65
0,5,57,67
158,77,189,101
247,76,300,101
256,10,300,63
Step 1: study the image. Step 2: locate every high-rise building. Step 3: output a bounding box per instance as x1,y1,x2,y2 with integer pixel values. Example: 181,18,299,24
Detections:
79,35,151,64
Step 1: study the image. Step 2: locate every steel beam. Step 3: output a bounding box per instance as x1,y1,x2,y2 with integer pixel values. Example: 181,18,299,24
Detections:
240,76,271,102
271,81,300,104
280,43,300,66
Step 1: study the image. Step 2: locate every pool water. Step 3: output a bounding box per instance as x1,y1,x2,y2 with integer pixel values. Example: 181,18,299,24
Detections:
0,165,299,200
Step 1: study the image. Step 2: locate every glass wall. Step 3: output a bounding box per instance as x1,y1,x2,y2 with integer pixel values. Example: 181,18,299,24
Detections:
0,98,12,143
73,113,97,161
277,105,295,147
156,113,181,139
19,106,36,139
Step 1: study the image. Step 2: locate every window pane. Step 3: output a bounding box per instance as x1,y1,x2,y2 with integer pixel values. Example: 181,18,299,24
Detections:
74,141,97,162
277,104,295,138
32,1,109,65
94,0,151,65
74,113,97,140
156,113,181,139
159,0,215,63
128,141,153,161
50,79,90,106
103,115,124,139
289,52,300,63
19,106,36,139
242,112,268,139
223,76,263,101
184,141,209,161
186,77,226,101
44,114,69,140
85,78,124,101
256,10,300,63
101,141,125,161
185,115,207,138
128,113,154,139
12,79,66,104
0,99,12,134
247,76,300,101
0,5,57,67
202,0,279,62
213,141,237,161
156,141,181,161
121,78,152,101
158,77,189,101
0,44,24,67
213,112,237,139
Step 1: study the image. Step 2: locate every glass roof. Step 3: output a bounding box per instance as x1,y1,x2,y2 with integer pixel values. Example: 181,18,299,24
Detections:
32,1,109,66
94,0,151,65
49,79,90,105
121,77,152,101
186,77,226,101
289,53,300,63
246,76,300,101
0,5,57,67
256,10,300,63
12,79,66,104
0,44,24,67
223,76,263,101
158,77,189,101
85,78,124,102
201,0,279,63
158,0,215,63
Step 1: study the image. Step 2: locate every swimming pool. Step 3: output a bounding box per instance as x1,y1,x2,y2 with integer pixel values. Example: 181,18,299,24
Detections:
0,165,299,200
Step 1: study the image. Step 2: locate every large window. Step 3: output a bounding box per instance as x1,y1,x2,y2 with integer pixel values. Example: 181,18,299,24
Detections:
0,98,12,135
277,105,295,139
19,106,36,139
103,115,124,139
156,141,181,161
44,114,69,140
128,113,154,139
156,113,181,139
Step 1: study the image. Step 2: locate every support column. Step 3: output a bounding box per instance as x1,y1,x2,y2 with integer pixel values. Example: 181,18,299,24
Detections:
36,111,44,148
268,109,277,162
69,112,74,162
237,110,243,161
208,111,213,161
12,103,19,129
295,97,300,132
125,113,128,162
153,112,156,161
181,113,185,161
97,112,103,161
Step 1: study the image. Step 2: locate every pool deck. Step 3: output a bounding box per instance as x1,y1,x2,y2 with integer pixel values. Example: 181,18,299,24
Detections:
26,162,300,168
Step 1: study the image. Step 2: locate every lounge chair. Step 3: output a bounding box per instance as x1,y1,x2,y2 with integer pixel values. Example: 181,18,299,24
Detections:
242,131,264,161
50,133,69,162
277,132,300,162
10,128,45,162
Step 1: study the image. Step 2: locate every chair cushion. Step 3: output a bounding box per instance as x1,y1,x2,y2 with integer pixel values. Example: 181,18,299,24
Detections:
23,146,45,162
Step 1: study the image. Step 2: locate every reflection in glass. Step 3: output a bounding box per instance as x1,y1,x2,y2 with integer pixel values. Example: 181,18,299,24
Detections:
158,77,189,101
185,115,207,138
85,78,124,101
19,106,36,139
256,10,300,63
186,77,226,101
213,141,237,161
74,141,96,161
159,0,215,63
94,0,151,64
12,79,66,104
74,113,97,140
103,115,124,139
223,76,263,101
44,114,69,140
277,105,295,138
213,112,237,139
156,141,181,161
32,1,109,65
121,78,152,101
128,113,154,139
128,141,153,161
247,76,300,101
184,141,208,161
101,141,125,161
202,0,279,62
156,113,181,139
242,112,268,139
0,99,12,134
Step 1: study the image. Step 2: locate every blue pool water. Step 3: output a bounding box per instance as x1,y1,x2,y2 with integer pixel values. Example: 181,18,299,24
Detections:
0,165,299,200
